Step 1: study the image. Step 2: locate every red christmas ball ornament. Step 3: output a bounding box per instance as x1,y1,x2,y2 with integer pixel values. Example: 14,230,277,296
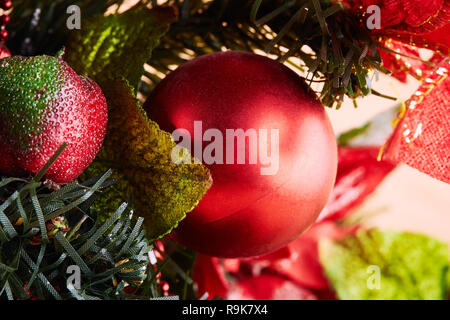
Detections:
145,51,337,258
0,29,8,42
1,0,12,10
0,14,10,26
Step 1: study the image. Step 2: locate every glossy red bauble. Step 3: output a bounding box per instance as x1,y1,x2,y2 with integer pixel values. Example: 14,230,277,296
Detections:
145,51,337,257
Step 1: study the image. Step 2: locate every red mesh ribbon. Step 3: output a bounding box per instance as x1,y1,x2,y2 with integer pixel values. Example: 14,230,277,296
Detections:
383,59,450,183
342,1,450,183
379,40,445,82
343,0,450,76
343,0,450,35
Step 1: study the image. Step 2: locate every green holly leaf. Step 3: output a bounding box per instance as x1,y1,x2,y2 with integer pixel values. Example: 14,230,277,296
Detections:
65,6,178,89
337,123,371,147
319,229,449,300
64,7,212,239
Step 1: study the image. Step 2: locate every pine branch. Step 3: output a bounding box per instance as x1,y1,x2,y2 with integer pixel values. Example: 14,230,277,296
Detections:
0,145,162,300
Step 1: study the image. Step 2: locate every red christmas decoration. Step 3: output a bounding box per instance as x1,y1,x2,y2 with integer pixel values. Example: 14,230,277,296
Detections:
147,51,337,258
378,40,444,83
0,43,9,59
193,254,229,299
383,59,450,183
193,221,354,300
0,0,12,10
0,29,7,42
192,146,394,300
342,0,450,184
0,0,11,43
344,0,450,37
0,55,108,184
317,146,396,222
0,14,10,25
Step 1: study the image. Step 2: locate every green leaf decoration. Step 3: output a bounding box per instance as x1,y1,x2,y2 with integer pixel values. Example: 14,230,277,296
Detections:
337,106,401,147
337,123,371,147
87,80,211,240
64,7,212,239
65,6,178,89
319,229,449,300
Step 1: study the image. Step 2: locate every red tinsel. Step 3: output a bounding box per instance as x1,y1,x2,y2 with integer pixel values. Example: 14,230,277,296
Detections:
344,0,450,37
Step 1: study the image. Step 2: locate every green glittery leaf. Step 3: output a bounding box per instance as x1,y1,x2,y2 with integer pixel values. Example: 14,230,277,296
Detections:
320,229,449,300
64,7,211,239
87,80,212,239
65,6,178,89
0,56,65,149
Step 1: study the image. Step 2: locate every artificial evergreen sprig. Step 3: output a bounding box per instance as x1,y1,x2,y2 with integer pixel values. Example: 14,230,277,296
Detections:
0,144,159,300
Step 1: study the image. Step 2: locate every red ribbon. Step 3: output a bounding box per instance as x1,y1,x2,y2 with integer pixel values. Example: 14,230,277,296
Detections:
343,0,450,183
383,59,450,183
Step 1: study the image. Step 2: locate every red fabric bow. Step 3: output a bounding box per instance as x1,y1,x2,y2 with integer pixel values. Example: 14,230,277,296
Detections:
383,59,450,183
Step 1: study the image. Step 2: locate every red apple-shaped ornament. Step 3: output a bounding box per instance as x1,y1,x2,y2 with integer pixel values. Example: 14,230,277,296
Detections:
145,51,337,258
0,54,107,184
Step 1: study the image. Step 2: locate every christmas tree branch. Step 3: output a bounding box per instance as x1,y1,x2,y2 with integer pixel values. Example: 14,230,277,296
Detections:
144,0,391,108
8,0,393,108
0,146,162,300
